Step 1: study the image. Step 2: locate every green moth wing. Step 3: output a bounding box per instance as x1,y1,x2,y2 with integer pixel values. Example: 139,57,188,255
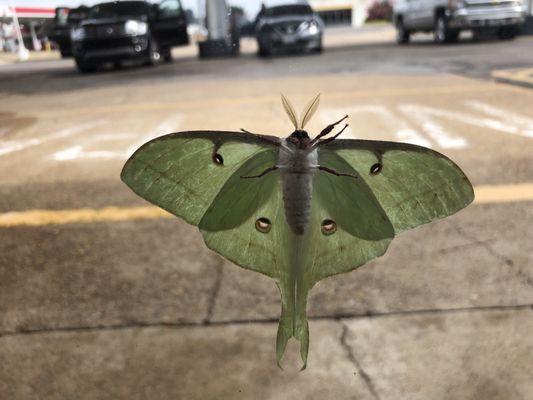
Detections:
320,139,475,235
198,149,284,279
120,131,277,225
197,164,305,364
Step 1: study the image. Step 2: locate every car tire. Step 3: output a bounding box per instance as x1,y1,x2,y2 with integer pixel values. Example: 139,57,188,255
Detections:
313,38,323,53
75,58,97,73
145,37,162,66
434,15,457,44
258,42,272,57
59,49,72,58
163,48,172,63
396,19,410,44
497,26,517,40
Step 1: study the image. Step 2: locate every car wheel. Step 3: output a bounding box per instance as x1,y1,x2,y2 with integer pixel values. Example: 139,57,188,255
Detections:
258,42,272,57
146,37,162,66
163,48,172,63
313,38,323,53
497,26,517,40
75,58,97,73
59,48,71,58
434,15,457,44
396,19,410,44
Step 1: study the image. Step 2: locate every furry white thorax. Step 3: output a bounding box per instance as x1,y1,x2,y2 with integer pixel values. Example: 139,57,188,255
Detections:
277,139,318,235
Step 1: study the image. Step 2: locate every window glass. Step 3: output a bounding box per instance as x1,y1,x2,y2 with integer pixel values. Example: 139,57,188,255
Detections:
264,5,313,18
89,2,150,19
158,0,183,17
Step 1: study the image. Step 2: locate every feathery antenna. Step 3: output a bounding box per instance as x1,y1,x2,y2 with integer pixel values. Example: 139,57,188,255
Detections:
300,94,320,129
281,94,299,130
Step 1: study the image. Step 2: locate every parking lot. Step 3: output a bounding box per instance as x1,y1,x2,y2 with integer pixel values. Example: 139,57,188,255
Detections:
1,25,533,399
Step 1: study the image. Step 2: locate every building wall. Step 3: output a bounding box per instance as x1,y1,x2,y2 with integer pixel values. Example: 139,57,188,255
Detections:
309,0,374,27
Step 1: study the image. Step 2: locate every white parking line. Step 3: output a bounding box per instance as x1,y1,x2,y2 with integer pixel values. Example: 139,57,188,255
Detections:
0,121,105,157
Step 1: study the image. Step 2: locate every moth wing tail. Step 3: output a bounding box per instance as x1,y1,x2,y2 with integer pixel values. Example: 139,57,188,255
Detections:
276,285,310,370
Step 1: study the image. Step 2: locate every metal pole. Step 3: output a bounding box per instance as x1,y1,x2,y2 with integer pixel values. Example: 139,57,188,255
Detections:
206,0,229,41
8,0,29,60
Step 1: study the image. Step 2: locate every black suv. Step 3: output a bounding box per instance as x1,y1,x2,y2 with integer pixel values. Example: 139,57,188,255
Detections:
71,0,188,72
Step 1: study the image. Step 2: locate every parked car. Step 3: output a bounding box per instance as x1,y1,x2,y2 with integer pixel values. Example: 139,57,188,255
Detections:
393,0,525,44
255,0,324,56
50,6,90,58
71,0,188,72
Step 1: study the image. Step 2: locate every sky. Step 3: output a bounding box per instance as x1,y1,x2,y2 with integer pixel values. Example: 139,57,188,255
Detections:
0,0,264,18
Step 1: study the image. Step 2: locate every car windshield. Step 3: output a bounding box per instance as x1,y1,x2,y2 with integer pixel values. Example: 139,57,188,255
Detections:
264,5,313,17
67,9,89,23
88,2,149,19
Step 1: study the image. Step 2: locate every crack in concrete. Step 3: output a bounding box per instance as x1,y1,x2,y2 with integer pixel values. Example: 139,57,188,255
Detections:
339,321,381,400
1,303,531,339
435,238,495,255
203,257,224,324
451,222,533,287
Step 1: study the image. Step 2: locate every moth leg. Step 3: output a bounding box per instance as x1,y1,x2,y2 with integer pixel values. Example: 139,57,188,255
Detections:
309,115,348,146
240,129,282,146
318,166,358,179
317,124,349,146
241,166,278,179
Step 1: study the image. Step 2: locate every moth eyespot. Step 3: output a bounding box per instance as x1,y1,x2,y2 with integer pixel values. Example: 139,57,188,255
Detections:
212,153,224,166
321,219,337,235
255,217,271,233
370,163,382,175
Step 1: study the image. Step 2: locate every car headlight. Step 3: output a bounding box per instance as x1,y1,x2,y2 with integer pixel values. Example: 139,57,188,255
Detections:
125,20,148,36
298,20,319,35
70,27,86,41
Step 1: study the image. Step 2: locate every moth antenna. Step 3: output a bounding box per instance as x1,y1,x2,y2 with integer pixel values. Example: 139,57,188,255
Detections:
281,93,300,130
299,93,320,129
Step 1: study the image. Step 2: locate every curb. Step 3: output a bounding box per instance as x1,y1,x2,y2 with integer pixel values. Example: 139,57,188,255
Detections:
492,68,533,89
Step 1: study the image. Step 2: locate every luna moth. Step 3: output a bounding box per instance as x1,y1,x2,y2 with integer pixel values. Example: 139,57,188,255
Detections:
121,94,474,368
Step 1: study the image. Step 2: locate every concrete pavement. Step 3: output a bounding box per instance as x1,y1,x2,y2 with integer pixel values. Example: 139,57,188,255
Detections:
1,26,533,399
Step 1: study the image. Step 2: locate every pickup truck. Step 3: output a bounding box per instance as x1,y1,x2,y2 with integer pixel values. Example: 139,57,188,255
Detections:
393,0,525,44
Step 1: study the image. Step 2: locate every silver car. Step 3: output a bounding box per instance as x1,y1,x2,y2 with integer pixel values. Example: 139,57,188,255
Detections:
393,0,525,44
255,0,324,56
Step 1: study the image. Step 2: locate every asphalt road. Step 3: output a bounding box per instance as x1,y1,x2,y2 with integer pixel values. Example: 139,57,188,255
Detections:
1,26,532,399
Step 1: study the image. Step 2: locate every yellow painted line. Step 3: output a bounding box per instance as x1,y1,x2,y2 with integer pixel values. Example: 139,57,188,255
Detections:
0,206,172,227
474,183,533,205
0,184,531,228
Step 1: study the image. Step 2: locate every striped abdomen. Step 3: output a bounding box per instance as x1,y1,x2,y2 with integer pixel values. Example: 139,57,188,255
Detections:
278,142,318,235
283,172,315,234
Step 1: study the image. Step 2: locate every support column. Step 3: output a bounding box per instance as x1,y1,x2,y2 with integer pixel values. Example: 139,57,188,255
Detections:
198,0,239,58
30,22,41,51
8,0,29,60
